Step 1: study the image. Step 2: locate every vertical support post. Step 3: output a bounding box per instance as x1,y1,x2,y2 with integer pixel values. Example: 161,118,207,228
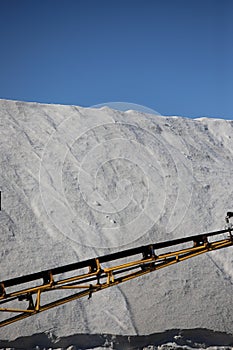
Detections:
43,271,54,286
35,290,41,312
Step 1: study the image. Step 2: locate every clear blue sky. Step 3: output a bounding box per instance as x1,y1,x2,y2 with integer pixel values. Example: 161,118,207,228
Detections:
0,0,233,119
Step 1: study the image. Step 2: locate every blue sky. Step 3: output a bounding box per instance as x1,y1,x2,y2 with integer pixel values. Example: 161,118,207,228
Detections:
0,0,232,119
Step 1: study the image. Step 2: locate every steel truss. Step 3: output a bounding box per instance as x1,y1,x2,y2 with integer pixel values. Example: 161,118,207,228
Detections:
0,226,232,328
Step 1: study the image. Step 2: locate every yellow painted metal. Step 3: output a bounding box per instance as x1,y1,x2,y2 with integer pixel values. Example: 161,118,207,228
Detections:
35,290,41,312
0,234,232,328
0,308,33,313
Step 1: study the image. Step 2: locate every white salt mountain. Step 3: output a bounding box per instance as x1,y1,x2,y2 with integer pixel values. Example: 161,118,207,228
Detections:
0,99,233,342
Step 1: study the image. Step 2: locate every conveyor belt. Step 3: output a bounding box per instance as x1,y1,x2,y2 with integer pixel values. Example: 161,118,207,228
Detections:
2,227,230,288
0,226,232,328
